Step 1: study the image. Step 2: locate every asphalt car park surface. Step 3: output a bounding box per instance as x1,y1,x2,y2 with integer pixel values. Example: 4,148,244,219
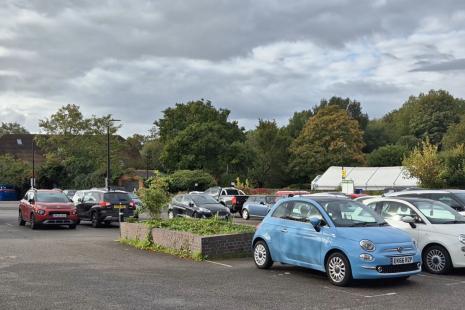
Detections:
1,201,465,310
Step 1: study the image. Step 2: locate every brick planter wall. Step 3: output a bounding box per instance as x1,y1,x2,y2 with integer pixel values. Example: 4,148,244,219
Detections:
120,223,254,258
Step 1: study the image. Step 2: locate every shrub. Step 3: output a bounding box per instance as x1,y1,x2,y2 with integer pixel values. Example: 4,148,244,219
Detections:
138,173,171,219
165,170,216,193
441,144,465,187
367,145,408,167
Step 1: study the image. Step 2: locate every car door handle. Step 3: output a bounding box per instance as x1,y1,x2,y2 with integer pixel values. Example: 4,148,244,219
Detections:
280,228,288,233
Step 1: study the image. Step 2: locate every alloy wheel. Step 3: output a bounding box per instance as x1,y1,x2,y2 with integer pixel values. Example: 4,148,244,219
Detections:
168,211,174,219
426,249,446,272
242,209,249,220
328,256,346,283
254,243,267,266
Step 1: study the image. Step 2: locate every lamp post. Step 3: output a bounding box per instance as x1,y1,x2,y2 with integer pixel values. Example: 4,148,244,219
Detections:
31,138,35,189
106,119,121,190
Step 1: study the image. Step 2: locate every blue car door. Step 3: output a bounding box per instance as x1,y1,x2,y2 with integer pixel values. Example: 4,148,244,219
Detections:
279,201,323,268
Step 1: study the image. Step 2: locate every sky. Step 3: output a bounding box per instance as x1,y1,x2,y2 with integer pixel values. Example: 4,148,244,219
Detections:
1,0,465,137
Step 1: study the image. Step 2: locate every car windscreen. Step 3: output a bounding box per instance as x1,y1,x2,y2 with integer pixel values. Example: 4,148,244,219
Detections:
190,195,219,204
225,189,240,195
412,201,465,224
319,200,386,227
453,193,465,204
36,192,71,203
104,192,131,204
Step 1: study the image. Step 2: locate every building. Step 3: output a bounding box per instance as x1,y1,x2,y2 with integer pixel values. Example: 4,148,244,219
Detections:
0,134,44,164
311,166,419,191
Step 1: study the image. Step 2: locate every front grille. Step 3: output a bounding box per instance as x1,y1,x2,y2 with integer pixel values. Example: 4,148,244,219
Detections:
376,263,419,273
49,211,70,215
43,219,72,224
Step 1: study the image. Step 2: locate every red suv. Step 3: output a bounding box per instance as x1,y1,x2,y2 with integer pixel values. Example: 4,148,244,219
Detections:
19,189,80,229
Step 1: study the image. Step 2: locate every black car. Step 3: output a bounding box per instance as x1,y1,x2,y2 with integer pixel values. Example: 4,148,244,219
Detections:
74,190,136,227
168,194,231,219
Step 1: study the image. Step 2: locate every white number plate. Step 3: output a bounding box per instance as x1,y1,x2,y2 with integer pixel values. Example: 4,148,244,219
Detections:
392,256,413,265
52,214,67,218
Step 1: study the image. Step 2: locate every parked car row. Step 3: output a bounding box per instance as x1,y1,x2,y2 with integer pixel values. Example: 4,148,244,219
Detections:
18,188,140,229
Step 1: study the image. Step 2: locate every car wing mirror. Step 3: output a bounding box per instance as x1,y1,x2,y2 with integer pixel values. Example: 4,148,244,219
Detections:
309,217,321,232
401,216,416,228
188,202,195,208
259,201,265,205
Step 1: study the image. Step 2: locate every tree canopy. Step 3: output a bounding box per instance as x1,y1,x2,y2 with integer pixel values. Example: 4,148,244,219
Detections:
0,122,28,136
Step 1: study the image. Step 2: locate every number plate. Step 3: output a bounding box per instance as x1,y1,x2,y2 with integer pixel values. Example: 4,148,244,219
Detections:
52,214,67,218
114,204,126,209
391,256,413,265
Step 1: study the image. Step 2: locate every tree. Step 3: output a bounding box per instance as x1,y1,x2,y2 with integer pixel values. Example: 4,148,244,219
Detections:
283,110,313,138
0,154,30,187
441,144,465,188
367,145,408,167
138,172,170,219
163,170,216,193
363,120,391,153
403,139,445,188
246,120,291,187
408,90,464,145
36,104,125,188
154,100,247,178
141,139,164,171
442,117,465,150
289,105,366,183
314,97,369,130
0,122,28,136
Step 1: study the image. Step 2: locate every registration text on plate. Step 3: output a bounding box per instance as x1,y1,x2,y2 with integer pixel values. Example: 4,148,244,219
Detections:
392,256,413,265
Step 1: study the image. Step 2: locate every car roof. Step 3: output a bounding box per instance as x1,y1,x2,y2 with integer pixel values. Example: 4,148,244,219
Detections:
369,196,438,204
31,189,63,193
293,196,350,204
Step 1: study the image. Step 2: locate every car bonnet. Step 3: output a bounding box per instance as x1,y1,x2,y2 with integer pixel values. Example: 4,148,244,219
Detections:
336,226,412,244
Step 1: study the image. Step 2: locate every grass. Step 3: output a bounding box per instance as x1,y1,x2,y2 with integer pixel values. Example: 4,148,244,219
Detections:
120,238,204,261
143,216,255,236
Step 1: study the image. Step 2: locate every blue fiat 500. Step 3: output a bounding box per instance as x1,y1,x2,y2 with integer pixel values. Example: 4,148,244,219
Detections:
252,197,421,286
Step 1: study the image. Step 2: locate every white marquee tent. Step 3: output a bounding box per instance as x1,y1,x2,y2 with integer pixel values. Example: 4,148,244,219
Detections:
311,166,419,191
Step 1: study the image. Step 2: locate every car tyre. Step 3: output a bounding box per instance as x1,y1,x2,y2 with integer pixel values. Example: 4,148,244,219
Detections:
253,240,273,269
91,212,101,228
326,252,352,286
69,224,77,229
18,210,25,226
30,213,39,230
242,209,249,220
423,245,452,274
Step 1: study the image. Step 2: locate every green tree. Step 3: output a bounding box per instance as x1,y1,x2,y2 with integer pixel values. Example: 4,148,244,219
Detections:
138,172,170,219
283,110,313,138
246,120,291,187
36,104,125,188
154,100,247,178
164,169,216,193
442,117,465,150
441,144,465,187
314,97,369,130
140,139,164,171
363,120,391,153
0,122,29,136
289,105,366,182
408,90,464,145
367,145,408,167
0,154,30,187
403,139,445,188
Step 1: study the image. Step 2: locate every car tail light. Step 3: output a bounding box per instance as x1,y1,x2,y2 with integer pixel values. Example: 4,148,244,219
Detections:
129,201,136,209
232,196,237,205
99,201,111,207
256,223,261,229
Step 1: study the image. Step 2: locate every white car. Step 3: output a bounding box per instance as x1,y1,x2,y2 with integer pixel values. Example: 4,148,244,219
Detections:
363,197,465,274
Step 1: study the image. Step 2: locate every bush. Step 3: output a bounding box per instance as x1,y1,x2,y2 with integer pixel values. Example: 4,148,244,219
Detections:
367,145,408,167
138,173,171,219
165,170,216,193
441,144,465,187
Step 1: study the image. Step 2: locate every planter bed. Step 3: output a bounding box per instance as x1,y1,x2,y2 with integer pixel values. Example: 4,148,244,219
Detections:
120,219,255,259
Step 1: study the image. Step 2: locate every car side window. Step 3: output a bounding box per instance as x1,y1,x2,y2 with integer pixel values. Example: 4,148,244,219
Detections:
174,195,183,204
90,192,100,202
427,194,461,208
289,202,323,223
221,190,227,196
83,192,93,203
381,202,418,220
272,202,292,219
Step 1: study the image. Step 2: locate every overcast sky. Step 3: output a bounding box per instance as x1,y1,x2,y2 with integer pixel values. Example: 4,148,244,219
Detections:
1,0,465,136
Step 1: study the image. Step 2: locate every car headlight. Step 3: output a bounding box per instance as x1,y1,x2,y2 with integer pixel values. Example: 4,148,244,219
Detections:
36,209,45,215
198,207,211,213
459,234,465,245
360,240,375,252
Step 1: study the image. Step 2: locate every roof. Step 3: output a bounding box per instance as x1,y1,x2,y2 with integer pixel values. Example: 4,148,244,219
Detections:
371,196,434,204
0,134,44,163
311,166,419,191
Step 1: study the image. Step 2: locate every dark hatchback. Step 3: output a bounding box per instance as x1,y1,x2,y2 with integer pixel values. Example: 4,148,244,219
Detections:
168,194,231,219
75,190,136,227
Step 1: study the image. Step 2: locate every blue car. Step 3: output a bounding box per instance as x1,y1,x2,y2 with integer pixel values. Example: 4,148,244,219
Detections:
241,195,279,220
252,197,421,286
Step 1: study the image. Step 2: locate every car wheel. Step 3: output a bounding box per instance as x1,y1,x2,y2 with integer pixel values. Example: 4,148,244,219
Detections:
104,221,112,226
91,212,101,228
423,245,452,274
253,241,273,269
30,213,39,230
168,210,174,219
18,210,25,226
242,209,249,220
326,252,352,286
192,212,199,218
69,224,77,229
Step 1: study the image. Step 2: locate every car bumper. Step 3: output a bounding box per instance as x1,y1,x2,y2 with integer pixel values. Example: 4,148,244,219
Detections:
36,216,79,225
448,244,465,268
98,209,135,222
349,247,422,279
199,212,230,219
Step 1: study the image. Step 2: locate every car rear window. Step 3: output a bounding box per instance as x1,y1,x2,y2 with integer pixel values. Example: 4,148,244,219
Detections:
36,192,70,203
104,192,131,204
226,189,240,195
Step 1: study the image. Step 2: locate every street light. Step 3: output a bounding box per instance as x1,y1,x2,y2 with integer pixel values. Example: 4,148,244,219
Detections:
106,119,121,190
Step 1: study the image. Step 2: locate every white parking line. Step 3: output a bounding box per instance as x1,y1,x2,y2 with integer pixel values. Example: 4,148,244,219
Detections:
364,292,397,298
445,281,465,286
6,223,13,226
205,260,233,268
324,286,397,299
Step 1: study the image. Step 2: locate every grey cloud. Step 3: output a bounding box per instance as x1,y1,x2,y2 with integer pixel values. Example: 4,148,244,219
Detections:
411,59,465,72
